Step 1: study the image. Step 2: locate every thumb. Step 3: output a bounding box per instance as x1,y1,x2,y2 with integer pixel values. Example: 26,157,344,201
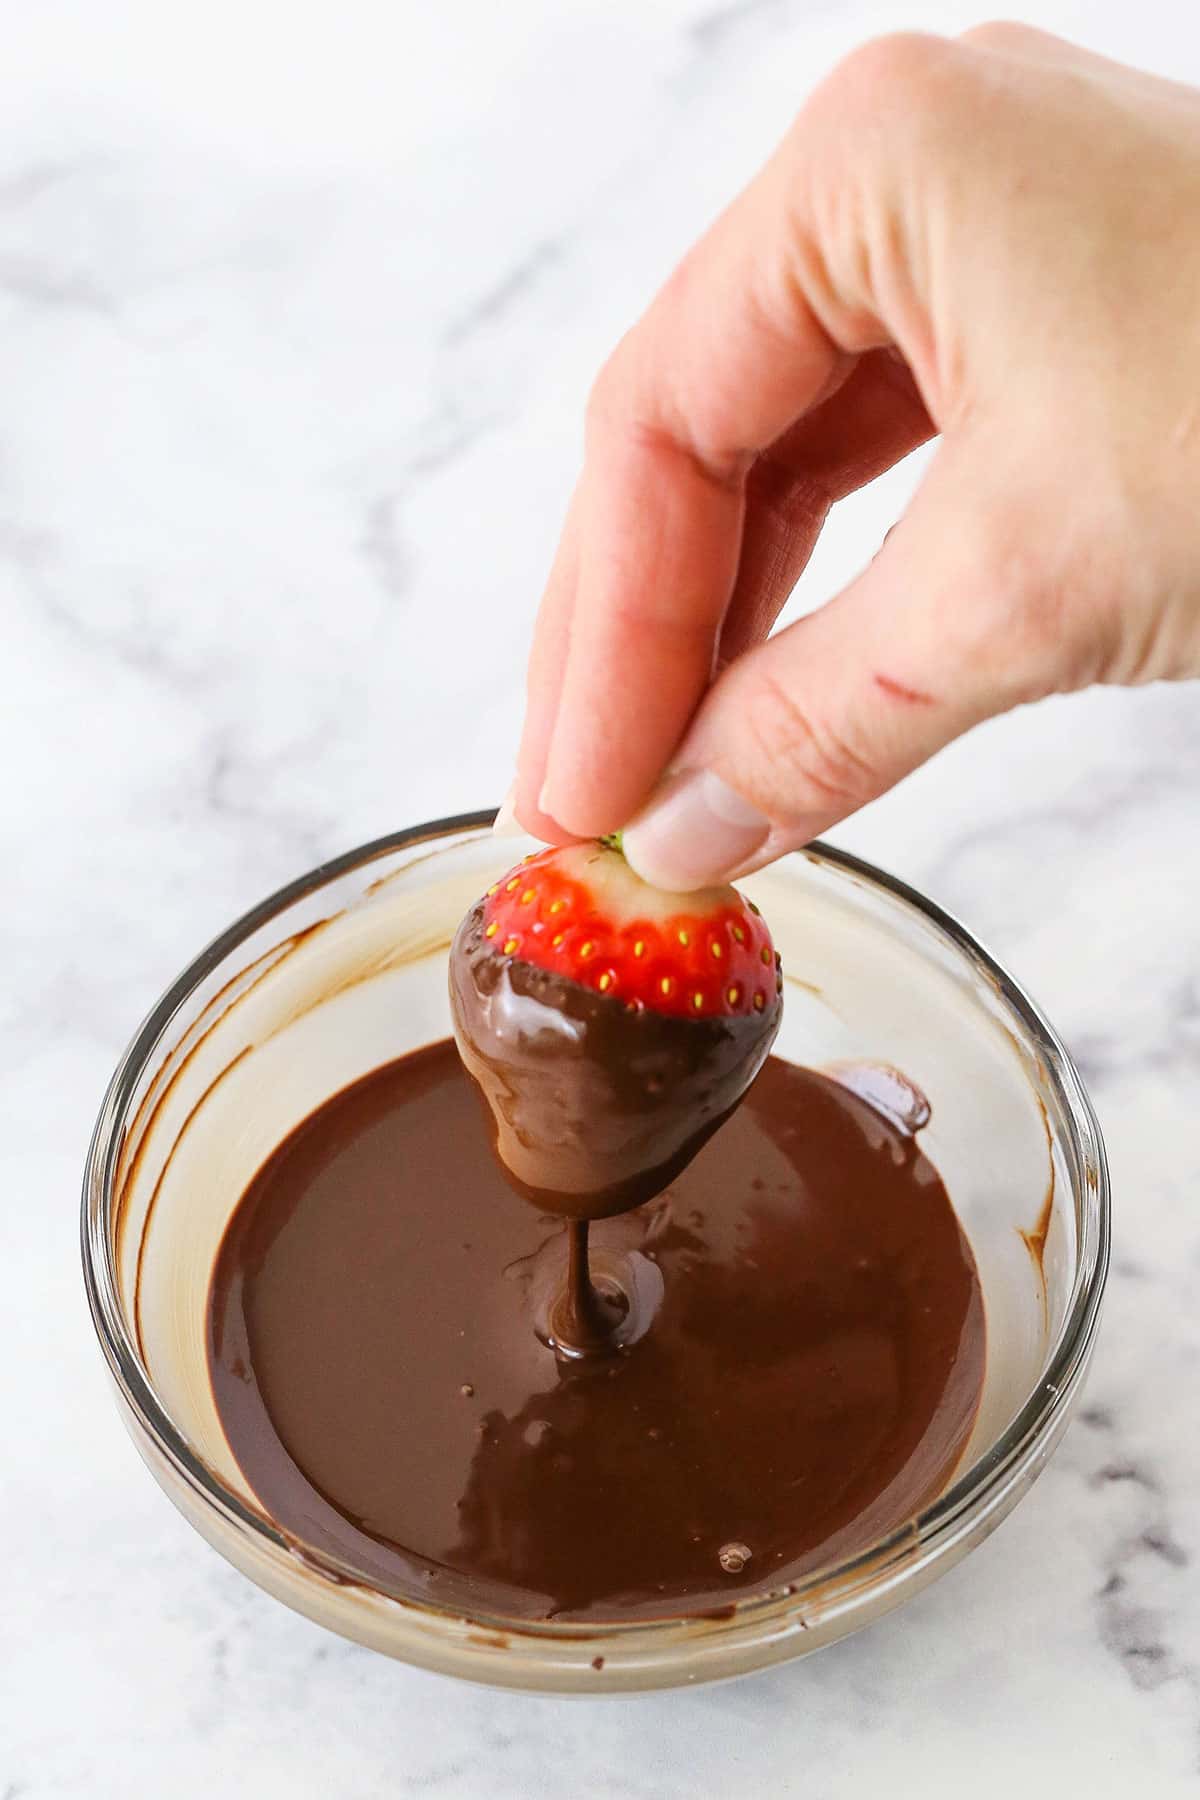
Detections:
622,448,1064,891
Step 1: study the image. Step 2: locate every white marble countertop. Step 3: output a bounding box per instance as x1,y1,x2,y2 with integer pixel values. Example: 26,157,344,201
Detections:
3,1,1199,1792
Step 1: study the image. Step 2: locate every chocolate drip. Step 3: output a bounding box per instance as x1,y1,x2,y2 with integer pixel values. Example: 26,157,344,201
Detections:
547,1219,629,1357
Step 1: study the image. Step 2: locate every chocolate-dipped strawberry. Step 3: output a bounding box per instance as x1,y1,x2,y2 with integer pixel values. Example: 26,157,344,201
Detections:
448,840,783,1221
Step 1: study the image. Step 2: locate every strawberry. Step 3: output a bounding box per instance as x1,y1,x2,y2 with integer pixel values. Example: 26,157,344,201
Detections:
449,840,783,1222
475,842,782,1021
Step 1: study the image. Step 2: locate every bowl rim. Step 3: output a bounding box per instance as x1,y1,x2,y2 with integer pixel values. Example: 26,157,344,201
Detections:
81,811,1110,1662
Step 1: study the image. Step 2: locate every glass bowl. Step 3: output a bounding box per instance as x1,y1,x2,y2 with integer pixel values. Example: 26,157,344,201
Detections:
82,812,1108,1693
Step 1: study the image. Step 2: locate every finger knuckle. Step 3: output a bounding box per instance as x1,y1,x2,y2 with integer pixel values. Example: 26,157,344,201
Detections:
959,20,1045,55
962,497,1120,699
745,668,879,813
585,339,635,439
820,31,948,125
803,32,980,222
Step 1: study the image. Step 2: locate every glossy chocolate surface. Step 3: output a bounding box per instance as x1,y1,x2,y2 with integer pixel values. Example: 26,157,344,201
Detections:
208,1043,985,1623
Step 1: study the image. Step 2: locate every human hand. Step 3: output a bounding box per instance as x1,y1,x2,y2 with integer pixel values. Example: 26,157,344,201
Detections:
511,24,1200,890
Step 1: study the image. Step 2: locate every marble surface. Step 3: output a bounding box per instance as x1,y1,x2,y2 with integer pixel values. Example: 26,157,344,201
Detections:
3,0,1199,1792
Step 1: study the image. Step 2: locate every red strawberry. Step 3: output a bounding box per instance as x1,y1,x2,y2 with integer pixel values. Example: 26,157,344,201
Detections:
449,841,783,1220
478,843,781,1021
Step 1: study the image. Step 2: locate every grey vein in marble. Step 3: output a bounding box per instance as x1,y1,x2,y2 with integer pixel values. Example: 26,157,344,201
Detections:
442,238,562,347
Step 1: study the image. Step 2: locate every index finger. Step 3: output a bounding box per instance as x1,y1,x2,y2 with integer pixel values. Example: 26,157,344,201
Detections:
530,163,843,838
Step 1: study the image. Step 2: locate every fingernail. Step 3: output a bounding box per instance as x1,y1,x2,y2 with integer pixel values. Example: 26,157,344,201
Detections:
622,770,770,893
492,783,525,838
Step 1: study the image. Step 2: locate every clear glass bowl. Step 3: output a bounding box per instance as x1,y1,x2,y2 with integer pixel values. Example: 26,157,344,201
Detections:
82,813,1109,1693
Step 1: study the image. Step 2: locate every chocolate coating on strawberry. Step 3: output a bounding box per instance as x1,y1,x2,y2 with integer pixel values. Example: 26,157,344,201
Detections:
448,843,783,1220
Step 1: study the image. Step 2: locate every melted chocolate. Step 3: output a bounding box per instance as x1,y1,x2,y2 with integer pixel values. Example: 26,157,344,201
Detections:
553,1218,629,1355
448,898,781,1221
208,1044,985,1623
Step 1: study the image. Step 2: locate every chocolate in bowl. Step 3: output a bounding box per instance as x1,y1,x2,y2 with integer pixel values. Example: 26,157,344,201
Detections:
82,813,1108,1692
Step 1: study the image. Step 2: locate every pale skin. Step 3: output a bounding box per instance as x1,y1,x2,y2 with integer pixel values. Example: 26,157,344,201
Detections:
509,25,1200,892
